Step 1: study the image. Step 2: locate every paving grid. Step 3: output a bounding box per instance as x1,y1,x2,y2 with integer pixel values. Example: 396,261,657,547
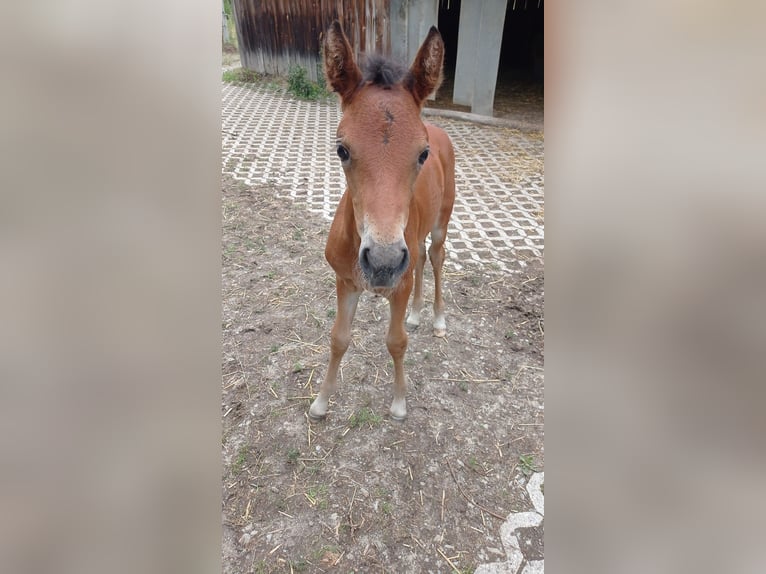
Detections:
222,82,544,273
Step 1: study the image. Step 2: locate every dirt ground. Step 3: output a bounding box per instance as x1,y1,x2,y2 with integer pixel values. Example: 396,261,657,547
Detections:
221,173,544,573
425,71,544,128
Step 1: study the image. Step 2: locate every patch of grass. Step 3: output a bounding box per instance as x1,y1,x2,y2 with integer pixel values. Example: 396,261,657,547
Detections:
504,330,516,339
326,308,336,318
348,407,383,429
232,445,249,474
292,362,303,373
519,453,539,476
288,558,309,572
269,344,280,353
306,484,328,509
286,447,300,464
458,381,469,392
222,68,260,84
374,487,393,514
287,65,329,100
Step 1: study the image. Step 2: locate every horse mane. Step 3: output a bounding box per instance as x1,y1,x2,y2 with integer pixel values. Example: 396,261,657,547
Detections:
360,54,411,89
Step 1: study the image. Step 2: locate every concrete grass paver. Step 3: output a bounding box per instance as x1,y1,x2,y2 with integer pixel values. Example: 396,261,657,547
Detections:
475,472,545,574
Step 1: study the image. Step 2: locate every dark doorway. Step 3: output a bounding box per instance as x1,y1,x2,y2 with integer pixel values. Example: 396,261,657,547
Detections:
500,1,544,82
437,0,461,78
495,0,544,124
431,0,543,127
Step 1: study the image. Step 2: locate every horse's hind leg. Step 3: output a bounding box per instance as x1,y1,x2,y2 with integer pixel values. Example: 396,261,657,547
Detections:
406,241,427,329
309,278,360,420
429,227,448,337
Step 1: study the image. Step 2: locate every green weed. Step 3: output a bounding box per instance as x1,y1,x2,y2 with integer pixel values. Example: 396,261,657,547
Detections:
287,448,300,464
287,65,329,100
348,407,383,429
519,453,538,476
232,445,248,474
222,68,260,84
306,484,328,509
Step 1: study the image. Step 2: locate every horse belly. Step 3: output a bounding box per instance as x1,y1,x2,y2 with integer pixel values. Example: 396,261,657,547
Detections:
411,158,445,241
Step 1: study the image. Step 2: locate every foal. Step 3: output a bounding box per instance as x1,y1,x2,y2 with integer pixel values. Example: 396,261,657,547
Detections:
309,21,456,421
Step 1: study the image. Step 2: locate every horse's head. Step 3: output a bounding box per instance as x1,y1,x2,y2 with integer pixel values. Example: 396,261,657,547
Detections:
323,21,444,288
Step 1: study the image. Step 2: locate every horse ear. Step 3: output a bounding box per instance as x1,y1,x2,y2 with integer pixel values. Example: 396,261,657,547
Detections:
323,21,362,105
408,26,444,106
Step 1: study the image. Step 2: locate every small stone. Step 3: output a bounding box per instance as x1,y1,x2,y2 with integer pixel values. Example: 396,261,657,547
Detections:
486,546,505,556
239,533,252,545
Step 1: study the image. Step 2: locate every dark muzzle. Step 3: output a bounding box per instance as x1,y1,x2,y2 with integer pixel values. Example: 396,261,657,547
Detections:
359,240,409,288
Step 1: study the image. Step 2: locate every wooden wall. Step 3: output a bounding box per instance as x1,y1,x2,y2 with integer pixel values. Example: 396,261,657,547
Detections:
232,0,438,82
233,0,387,82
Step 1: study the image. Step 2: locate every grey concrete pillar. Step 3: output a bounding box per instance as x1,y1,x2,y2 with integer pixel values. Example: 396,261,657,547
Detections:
389,0,409,63
389,0,439,100
453,0,508,116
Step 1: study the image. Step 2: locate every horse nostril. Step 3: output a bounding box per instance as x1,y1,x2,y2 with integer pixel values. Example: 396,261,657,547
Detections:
399,248,409,270
360,247,371,271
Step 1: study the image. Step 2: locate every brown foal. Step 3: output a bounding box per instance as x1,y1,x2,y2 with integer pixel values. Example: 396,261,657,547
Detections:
309,21,456,421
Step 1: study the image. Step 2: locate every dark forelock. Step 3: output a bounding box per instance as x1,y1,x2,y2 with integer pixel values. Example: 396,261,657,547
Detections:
360,54,411,88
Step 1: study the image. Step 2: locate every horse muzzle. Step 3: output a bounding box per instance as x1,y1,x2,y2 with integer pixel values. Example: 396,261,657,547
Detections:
359,237,409,288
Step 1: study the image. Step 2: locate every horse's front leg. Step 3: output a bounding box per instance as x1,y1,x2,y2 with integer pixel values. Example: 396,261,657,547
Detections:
387,275,413,420
309,278,360,420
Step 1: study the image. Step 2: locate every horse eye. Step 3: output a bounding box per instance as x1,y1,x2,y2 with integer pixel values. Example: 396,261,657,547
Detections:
418,148,430,165
337,145,350,162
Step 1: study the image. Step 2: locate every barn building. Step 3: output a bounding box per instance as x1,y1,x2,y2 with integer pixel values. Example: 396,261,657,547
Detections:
231,0,543,117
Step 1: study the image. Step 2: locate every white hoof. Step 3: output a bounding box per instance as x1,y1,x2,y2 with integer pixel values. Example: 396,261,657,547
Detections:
406,311,421,328
433,316,446,338
390,397,407,421
308,397,328,420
